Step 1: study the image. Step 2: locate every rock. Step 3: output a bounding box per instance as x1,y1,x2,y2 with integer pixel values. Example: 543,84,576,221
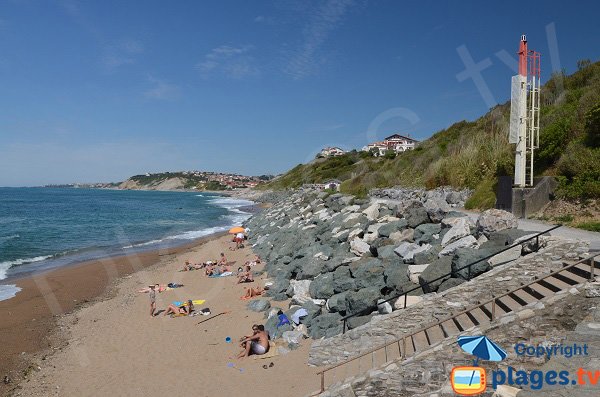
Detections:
296,260,324,280
347,314,374,329
493,385,522,397
247,299,271,312
383,263,412,295
423,198,450,223
403,201,431,228
327,291,349,313
308,313,343,339
350,258,386,290
377,298,393,314
452,247,493,280
309,273,335,299
446,191,462,204
350,238,371,256
299,301,322,326
413,245,440,265
438,235,478,256
389,228,414,244
282,330,304,346
362,203,380,221
333,266,356,293
476,209,518,236
265,312,293,339
418,256,453,293
377,220,408,238
488,245,522,267
437,277,466,292
585,282,600,298
394,295,424,309
414,223,442,243
363,223,384,243
394,242,432,263
441,217,471,247
376,245,397,260
345,286,381,315
407,264,430,284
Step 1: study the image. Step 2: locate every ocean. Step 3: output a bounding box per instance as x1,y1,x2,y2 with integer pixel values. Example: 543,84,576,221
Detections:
0,187,254,301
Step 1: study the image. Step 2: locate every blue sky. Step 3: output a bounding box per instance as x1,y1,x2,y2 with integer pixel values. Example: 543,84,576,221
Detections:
0,0,598,186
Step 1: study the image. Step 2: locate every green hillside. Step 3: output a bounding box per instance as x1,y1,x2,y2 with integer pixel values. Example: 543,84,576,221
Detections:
265,59,600,207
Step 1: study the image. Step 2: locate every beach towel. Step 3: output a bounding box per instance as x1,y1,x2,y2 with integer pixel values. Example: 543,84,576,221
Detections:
291,308,308,325
209,271,233,278
172,300,205,306
277,314,290,327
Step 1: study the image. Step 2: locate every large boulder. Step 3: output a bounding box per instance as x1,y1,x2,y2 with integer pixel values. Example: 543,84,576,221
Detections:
418,256,453,293
413,245,441,266
362,203,380,221
437,277,466,292
451,247,494,280
377,219,409,238
327,291,349,313
345,286,381,315
407,264,430,284
333,266,356,293
394,242,432,263
308,313,343,339
309,273,335,299
402,201,431,228
476,209,518,237
247,299,271,312
439,235,478,256
383,263,412,295
288,279,312,305
423,198,450,223
299,300,322,327
350,258,386,290
441,217,471,247
350,238,371,256
296,260,325,280
414,223,442,243
389,228,414,244
376,245,398,260
265,312,293,339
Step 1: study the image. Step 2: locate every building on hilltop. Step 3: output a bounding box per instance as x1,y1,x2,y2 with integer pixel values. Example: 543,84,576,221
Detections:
361,133,418,156
318,146,346,158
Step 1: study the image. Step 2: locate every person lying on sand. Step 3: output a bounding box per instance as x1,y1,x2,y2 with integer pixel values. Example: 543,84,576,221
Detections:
240,286,264,300
237,324,269,359
138,284,167,293
163,300,194,317
237,265,254,284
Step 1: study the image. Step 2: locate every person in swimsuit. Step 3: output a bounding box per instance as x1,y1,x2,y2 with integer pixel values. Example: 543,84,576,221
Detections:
163,300,194,316
237,324,269,358
149,285,157,317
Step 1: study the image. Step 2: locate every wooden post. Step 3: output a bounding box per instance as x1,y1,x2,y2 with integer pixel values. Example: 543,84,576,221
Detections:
343,319,347,334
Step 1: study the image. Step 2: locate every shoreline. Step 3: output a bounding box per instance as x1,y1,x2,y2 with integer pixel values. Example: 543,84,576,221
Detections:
0,231,226,393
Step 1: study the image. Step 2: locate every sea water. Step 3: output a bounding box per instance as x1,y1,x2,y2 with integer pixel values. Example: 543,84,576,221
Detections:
0,188,254,300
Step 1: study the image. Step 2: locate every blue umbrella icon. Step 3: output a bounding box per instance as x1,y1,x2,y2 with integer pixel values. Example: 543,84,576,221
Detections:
458,335,507,386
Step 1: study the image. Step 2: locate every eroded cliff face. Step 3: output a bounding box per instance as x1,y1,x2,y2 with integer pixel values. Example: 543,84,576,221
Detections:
117,177,186,191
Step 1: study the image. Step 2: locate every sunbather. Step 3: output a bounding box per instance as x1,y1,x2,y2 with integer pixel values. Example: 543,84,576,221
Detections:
138,283,166,293
237,265,254,284
163,300,194,316
237,324,269,358
241,286,264,300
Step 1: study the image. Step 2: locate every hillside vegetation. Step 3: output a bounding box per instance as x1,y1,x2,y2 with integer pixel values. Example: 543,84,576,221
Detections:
265,59,600,208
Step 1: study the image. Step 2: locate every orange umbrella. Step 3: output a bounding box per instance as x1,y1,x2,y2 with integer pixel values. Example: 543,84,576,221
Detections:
229,226,245,234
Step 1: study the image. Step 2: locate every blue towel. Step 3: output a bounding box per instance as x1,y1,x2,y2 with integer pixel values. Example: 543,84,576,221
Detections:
277,314,290,327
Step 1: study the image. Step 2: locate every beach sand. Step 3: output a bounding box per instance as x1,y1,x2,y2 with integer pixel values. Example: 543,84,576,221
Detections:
4,235,319,397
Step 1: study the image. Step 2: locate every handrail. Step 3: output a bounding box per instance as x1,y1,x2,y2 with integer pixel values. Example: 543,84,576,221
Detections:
316,250,600,393
340,224,562,332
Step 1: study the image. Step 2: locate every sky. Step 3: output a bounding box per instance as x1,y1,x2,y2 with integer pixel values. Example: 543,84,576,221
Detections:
0,0,598,186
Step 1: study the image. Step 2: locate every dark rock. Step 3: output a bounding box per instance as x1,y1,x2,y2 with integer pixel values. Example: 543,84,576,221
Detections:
324,257,345,272
308,313,343,339
345,286,381,315
265,312,293,339
383,263,412,295
333,266,356,293
451,247,494,280
299,301,322,327
350,258,386,290
347,314,375,330
296,260,325,280
327,291,349,313
414,223,441,241
437,277,466,292
486,229,535,246
418,256,453,293
413,245,441,266
377,245,398,260
403,202,431,228
247,299,271,312
378,219,409,238
309,273,335,299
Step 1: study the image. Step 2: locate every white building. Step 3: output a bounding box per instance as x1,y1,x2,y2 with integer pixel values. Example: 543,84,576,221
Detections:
361,134,418,156
318,146,346,158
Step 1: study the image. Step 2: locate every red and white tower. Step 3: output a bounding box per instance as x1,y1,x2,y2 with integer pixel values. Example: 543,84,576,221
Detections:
509,35,541,187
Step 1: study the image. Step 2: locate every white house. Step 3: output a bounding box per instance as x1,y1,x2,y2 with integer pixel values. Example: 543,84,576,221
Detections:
383,134,418,153
318,146,346,158
361,141,389,157
323,179,341,191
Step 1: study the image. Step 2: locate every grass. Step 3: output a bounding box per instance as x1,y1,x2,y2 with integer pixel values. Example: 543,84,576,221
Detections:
575,222,600,232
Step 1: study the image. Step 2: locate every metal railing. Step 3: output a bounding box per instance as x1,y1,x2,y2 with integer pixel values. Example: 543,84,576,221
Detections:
316,250,600,394
340,224,562,333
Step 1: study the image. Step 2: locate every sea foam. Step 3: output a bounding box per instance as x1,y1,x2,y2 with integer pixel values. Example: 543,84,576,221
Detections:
0,284,22,301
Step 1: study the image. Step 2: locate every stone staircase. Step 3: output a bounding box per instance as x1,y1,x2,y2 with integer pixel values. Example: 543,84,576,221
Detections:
311,241,597,395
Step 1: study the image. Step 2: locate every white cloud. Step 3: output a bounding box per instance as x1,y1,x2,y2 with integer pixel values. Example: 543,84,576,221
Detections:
144,76,181,101
195,45,259,79
284,0,354,80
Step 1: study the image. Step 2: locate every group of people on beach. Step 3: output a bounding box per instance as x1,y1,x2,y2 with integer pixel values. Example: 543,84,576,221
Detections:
147,285,195,318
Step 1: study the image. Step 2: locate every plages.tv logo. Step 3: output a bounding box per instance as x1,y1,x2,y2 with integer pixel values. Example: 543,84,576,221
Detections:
451,335,507,396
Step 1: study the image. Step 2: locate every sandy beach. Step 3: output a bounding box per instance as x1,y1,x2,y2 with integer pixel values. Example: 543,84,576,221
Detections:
2,234,317,397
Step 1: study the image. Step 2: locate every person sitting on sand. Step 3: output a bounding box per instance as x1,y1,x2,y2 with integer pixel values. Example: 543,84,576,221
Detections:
163,300,194,317
237,324,269,359
241,286,264,300
218,253,227,266
237,265,254,284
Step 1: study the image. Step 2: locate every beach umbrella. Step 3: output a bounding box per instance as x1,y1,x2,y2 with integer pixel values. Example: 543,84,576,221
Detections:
229,226,245,234
458,335,507,363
